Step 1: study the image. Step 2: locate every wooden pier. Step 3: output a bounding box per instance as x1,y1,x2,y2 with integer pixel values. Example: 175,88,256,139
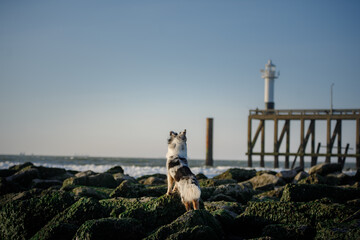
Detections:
247,109,360,169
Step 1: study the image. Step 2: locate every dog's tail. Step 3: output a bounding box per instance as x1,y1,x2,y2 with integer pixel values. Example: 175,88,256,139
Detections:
177,176,201,203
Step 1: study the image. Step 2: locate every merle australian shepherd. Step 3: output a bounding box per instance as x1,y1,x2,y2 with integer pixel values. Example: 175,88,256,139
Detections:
166,130,201,211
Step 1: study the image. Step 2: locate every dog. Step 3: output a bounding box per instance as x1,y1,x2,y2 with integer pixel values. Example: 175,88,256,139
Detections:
166,129,201,211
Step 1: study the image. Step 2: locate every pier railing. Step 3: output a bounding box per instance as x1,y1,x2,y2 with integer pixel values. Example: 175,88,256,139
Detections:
247,108,360,169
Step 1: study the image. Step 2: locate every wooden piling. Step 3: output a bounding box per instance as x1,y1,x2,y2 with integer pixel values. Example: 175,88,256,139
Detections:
206,118,214,166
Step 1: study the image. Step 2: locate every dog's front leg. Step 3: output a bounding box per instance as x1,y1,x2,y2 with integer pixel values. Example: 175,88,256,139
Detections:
166,174,174,195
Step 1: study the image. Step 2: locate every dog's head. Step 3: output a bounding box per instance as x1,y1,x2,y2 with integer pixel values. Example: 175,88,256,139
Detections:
167,129,187,157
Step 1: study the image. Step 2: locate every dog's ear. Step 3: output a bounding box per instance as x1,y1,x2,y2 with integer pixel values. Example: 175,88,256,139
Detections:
182,129,186,136
170,131,177,137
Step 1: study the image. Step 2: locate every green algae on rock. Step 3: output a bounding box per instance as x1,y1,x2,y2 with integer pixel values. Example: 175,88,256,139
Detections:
118,194,186,233
0,190,75,240
74,217,144,240
145,209,223,240
31,197,106,240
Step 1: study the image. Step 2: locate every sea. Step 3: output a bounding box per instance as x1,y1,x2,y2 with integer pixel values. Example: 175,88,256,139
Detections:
0,155,357,178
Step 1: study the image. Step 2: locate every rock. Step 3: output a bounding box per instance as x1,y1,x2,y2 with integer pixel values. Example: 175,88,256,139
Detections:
0,177,21,195
213,168,256,182
31,197,106,240
72,186,109,200
262,224,316,240
199,178,237,187
256,170,277,176
242,201,355,226
88,173,118,188
200,187,216,201
248,173,285,190
100,197,151,217
0,169,17,178
196,173,208,180
105,165,124,174
75,170,96,178
113,173,137,185
0,191,75,240
281,183,360,202
293,171,309,183
315,219,360,239
62,173,117,189
31,179,63,189
74,217,144,240
110,180,147,198
119,194,186,233
232,215,271,239
35,166,67,179
298,173,326,185
276,167,303,182
209,182,256,204
137,173,166,183
327,172,356,185
9,162,34,171
140,176,166,185
145,210,223,240
204,201,244,215
253,186,285,201
308,163,342,176
6,167,40,188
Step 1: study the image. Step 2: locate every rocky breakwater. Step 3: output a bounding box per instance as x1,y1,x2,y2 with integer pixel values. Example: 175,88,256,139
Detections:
0,162,359,239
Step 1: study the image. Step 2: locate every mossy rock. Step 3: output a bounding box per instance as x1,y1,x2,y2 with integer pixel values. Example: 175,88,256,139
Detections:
281,183,360,202
242,201,356,226
0,169,17,178
199,178,237,187
72,186,112,200
262,224,316,240
31,197,106,240
100,197,152,217
196,173,208,180
0,190,75,240
74,217,144,240
298,173,326,185
145,210,223,240
9,162,34,171
200,187,216,201
137,173,166,182
209,183,256,204
118,194,186,233
213,168,256,182
204,201,244,214
5,167,40,188
109,180,165,198
63,173,117,189
315,219,360,240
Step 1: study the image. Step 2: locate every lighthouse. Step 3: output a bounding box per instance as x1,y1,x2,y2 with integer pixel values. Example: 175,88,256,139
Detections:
261,60,279,110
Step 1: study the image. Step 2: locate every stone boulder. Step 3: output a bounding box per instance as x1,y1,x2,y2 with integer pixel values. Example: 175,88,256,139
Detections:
0,191,75,240
113,173,137,185
262,224,315,240
75,170,96,178
31,179,63,189
308,163,342,176
196,173,208,180
145,210,223,240
293,171,309,183
9,162,34,171
31,197,106,240
105,166,124,174
72,186,110,200
281,183,360,202
119,194,186,233
209,182,255,203
62,173,117,189
6,167,40,188
74,217,144,240
213,168,256,182
248,173,285,190
276,167,303,182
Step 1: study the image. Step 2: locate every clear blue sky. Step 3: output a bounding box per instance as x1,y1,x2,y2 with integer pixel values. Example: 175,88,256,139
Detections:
1,0,359,160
